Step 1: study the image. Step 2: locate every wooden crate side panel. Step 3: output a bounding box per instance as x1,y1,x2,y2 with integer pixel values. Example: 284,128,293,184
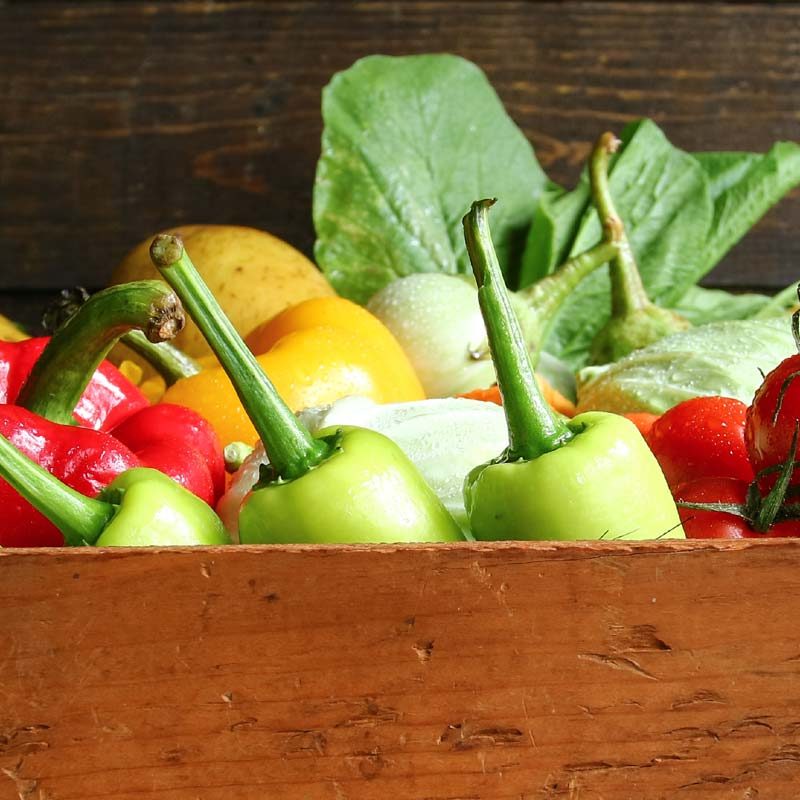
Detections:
1,541,800,798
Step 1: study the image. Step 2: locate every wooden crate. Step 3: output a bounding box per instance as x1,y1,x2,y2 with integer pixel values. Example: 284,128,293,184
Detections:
2,539,800,798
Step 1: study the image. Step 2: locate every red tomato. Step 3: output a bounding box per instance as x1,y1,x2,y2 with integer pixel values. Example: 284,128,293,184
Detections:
646,396,754,490
746,353,800,488
675,477,800,539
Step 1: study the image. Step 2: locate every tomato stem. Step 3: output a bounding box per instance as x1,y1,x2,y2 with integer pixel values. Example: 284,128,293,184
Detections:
753,423,800,532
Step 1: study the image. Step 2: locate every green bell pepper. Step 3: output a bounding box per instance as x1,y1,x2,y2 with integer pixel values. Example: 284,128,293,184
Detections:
150,235,463,545
0,432,229,546
462,198,685,542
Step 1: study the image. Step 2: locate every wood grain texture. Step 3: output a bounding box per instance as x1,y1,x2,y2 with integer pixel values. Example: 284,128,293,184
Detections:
2,539,800,798
0,290,57,335
1,1,800,297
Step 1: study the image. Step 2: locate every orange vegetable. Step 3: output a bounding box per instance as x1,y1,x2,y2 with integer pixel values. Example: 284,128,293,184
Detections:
458,376,576,418
622,411,660,439
162,297,425,447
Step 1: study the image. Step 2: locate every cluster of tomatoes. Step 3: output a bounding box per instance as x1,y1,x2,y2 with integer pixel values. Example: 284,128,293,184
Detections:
630,353,800,539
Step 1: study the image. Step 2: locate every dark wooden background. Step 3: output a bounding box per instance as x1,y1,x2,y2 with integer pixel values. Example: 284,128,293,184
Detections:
2,1,800,331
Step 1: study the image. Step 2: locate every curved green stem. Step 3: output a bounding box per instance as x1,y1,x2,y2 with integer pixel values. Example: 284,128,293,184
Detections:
19,281,184,424
463,200,573,460
150,234,330,480
590,132,650,317
515,239,619,360
41,286,200,385
0,432,114,546
120,331,201,384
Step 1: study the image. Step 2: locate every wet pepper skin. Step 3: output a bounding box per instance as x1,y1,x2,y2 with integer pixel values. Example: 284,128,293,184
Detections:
461,196,684,544
0,282,226,546
465,411,684,541
0,337,148,431
0,407,138,547
93,468,229,547
0,404,225,547
238,425,463,545
0,426,230,548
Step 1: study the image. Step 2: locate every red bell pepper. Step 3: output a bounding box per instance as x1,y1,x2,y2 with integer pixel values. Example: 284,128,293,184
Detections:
1,281,224,547
0,336,148,431
0,406,139,547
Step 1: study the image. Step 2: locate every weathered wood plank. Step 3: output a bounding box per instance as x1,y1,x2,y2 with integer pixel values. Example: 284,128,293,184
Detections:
1,539,800,798
0,290,54,334
1,2,799,296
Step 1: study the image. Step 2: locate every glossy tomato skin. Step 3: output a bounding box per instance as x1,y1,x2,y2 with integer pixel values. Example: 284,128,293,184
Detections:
675,477,800,539
746,353,800,488
646,396,754,490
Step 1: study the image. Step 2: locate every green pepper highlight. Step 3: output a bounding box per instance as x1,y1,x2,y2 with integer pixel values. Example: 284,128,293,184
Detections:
150,234,463,545
19,280,185,423
588,132,690,365
0,432,229,547
462,199,685,542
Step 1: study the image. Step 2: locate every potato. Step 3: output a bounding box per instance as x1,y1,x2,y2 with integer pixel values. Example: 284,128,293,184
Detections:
110,224,335,359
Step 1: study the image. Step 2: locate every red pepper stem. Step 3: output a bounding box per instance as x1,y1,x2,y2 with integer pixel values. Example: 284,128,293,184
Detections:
41,286,199,386
0,432,113,546
150,235,330,480
18,281,185,425
463,200,573,460
590,132,650,317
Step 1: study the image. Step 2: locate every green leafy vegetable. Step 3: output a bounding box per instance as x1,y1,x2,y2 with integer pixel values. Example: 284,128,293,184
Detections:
671,285,773,325
313,54,800,369
694,143,800,275
518,178,591,287
752,281,800,318
670,281,798,326
540,120,713,368
576,318,796,415
314,54,548,303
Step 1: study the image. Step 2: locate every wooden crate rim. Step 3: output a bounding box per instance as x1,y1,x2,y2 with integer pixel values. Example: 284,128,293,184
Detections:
2,537,797,560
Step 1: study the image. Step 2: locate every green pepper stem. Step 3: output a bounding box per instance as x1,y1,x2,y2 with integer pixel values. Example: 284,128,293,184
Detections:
515,239,619,361
590,132,651,317
19,281,185,424
0,432,114,546
464,200,573,460
120,331,201,385
150,234,329,479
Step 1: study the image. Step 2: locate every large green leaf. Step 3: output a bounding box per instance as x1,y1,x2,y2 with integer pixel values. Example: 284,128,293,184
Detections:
670,285,772,325
694,143,800,273
518,177,591,287
542,120,714,369
313,54,548,303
